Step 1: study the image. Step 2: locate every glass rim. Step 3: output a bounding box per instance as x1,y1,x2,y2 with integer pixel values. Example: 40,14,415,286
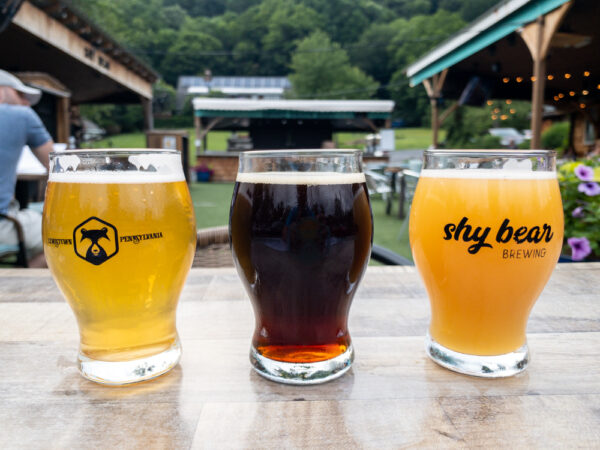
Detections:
49,148,180,157
240,149,362,157
424,149,556,158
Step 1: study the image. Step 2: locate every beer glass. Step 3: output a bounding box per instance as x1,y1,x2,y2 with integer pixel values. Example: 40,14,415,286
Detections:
230,150,373,384
43,149,196,385
410,150,563,377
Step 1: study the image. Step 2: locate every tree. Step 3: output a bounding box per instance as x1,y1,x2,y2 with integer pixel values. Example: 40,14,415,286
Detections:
260,1,323,74
289,31,379,99
350,19,406,87
382,0,433,17
388,10,465,125
160,22,224,85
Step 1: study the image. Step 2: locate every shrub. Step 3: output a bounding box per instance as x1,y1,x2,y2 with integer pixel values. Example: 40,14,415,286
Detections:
463,134,502,149
541,121,569,152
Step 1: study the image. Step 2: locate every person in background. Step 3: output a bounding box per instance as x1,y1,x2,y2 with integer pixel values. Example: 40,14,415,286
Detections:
0,69,54,267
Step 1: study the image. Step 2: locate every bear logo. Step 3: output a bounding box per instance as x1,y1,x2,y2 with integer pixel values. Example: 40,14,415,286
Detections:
73,217,118,265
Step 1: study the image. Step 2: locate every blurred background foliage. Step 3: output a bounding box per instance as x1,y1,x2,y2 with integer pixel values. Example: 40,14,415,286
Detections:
70,0,502,133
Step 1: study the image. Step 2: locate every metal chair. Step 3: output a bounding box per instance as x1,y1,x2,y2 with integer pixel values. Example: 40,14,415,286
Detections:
0,213,28,267
364,170,393,203
395,169,420,219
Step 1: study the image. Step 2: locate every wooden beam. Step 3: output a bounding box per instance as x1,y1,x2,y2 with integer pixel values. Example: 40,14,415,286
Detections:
520,2,571,61
12,1,153,99
438,102,459,126
519,2,571,149
435,68,448,94
422,79,434,98
362,118,378,133
197,117,223,141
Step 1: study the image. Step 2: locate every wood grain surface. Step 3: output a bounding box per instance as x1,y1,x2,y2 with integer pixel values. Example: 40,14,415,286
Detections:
1,264,599,449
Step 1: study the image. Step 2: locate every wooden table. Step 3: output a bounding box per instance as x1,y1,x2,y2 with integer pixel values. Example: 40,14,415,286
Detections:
1,264,599,448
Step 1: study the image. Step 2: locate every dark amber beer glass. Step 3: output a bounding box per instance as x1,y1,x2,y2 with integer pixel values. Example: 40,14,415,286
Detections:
43,150,196,385
230,150,373,384
410,150,563,377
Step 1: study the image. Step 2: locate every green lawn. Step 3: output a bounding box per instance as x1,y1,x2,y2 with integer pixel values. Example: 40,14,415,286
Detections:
86,127,440,157
190,182,234,228
336,127,444,150
85,129,231,167
190,182,412,261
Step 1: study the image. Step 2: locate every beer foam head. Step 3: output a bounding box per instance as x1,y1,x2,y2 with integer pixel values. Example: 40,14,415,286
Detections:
420,169,556,180
49,153,185,183
236,171,366,185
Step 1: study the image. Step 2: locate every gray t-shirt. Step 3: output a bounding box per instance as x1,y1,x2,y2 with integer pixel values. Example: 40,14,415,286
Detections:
0,104,51,213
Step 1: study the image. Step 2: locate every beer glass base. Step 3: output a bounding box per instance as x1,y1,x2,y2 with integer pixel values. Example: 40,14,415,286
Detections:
425,333,529,378
78,337,182,385
250,344,354,385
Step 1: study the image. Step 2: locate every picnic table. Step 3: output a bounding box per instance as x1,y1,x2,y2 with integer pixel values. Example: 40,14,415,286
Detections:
1,264,599,447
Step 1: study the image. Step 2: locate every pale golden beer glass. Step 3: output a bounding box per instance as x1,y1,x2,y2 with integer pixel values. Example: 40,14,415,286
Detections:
410,150,563,377
43,150,196,384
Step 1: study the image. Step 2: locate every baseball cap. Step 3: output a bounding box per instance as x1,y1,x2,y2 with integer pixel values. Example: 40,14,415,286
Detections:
0,69,42,105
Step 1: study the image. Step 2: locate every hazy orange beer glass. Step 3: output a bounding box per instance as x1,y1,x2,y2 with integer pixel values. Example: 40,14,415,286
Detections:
410,150,563,377
43,150,196,385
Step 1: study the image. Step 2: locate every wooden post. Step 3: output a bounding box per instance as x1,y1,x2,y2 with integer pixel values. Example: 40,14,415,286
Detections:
55,97,70,143
531,47,546,149
423,69,451,149
141,97,153,131
194,115,202,156
519,2,571,149
431,98,439,148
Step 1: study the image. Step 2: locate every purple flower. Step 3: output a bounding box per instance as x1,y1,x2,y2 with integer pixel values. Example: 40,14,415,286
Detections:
578,182,600,196
572,206,585,218
568,237,592,261
574,164,594,181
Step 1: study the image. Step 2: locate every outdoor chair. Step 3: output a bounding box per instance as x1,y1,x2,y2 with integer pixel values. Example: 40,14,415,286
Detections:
0,213,28,268
364,170,393,203
192,225,412,267
193,226,233,268
392,169,420,219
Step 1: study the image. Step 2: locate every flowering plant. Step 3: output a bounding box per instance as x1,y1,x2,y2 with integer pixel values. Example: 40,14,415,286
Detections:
195,163,214,175
558,158,600,261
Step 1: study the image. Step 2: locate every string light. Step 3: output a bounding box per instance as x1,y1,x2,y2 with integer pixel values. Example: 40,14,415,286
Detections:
491,114,498,120
547,75,554,80
553,96,559,101
506,99,512,105
558,93,565,98
564,73,571,79
569,91,576,96
494,108,500,113
580,103,586,109
597,84,600,89
516,77,523,82
531,76,536,82
500,115,508,120
583,71,590,77
502,77,509,83
582,90,589,95
487,100,493,106
510,108,516,114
